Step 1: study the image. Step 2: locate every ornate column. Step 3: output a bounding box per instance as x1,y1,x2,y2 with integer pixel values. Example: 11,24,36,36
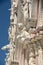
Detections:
38,46,43,65
29,48,36,65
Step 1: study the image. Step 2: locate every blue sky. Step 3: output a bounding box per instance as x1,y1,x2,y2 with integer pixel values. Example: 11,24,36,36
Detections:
0,0,11,65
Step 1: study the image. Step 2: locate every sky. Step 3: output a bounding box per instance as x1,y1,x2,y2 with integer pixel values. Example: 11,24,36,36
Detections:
0,0,11,65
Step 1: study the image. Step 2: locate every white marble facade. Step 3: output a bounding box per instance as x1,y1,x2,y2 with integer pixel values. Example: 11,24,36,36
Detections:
1,0,43,65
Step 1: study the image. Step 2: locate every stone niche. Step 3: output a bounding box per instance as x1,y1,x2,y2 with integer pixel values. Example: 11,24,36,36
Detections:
10,61,19,65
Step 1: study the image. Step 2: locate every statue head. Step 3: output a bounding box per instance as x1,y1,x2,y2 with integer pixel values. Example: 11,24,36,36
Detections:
18,23,24,30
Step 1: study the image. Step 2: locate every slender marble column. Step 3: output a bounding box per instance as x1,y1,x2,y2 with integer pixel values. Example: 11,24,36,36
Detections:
35,49,38,65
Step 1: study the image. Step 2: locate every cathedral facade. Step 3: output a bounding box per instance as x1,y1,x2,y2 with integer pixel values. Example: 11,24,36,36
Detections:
1,0,43,65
